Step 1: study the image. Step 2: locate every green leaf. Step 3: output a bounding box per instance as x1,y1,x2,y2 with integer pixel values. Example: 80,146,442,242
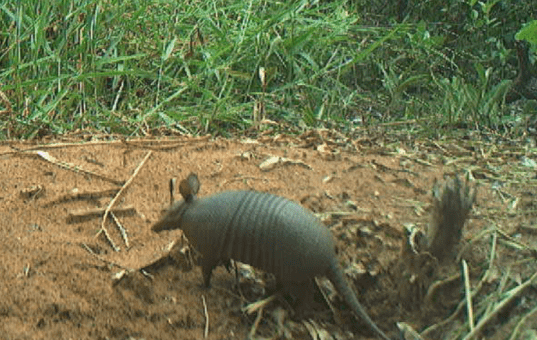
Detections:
516,20,537,46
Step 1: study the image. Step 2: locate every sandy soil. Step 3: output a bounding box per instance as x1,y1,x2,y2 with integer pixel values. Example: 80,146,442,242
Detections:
0,133,535,340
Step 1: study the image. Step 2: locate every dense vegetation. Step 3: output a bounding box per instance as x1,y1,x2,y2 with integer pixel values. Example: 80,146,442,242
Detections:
1,0,536,139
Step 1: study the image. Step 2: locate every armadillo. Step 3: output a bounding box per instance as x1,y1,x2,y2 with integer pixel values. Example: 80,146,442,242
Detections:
152,173,391,340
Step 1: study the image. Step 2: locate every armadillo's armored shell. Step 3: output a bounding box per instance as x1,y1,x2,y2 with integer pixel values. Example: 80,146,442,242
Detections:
153,187,391,340
179,191,335,285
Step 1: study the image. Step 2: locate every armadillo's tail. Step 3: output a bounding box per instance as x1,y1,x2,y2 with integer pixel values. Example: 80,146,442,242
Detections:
327,257,391,340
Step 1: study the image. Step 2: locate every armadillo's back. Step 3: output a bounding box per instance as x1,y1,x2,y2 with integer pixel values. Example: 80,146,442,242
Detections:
180,190,335,284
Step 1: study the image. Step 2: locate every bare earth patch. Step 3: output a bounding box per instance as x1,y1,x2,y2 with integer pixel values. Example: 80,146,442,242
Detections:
1,134,536,339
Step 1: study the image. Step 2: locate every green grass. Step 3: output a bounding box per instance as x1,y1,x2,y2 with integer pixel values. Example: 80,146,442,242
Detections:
1,0,536,139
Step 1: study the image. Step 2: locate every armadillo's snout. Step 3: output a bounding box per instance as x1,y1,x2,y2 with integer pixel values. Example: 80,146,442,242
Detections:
151,199,187,233
151,213,176,232
151,219,166,232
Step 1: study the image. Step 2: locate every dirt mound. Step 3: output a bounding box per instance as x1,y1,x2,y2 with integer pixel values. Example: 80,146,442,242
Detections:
0,136,534,339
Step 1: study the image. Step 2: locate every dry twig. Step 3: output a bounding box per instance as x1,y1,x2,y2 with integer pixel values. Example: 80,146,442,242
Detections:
508,304,537,340
462,270,537,340
46,188,120,206
1,135,213,156
0,89,12,115
110,212,129,248
462,259,474,331
397,322,424,340
34,151,124,185
422,230,497,338
249,305,265,339
424,273,461,304
242,295,277,315
67,205,136,224
315,277,340,322
99,151,152,250
202,295,209,338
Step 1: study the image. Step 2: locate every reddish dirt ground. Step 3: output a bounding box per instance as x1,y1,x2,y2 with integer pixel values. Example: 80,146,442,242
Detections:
1,134,536,340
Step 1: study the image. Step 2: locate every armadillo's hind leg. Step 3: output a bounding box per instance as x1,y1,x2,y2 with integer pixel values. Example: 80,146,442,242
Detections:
278,279,318,319
201,258,218,288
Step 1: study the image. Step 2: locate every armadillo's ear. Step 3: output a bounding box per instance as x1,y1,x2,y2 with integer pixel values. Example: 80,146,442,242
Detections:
179,172,200,200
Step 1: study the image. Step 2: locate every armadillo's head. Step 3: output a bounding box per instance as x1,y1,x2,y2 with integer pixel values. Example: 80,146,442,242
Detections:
151,199,192,232
152,172,200,233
